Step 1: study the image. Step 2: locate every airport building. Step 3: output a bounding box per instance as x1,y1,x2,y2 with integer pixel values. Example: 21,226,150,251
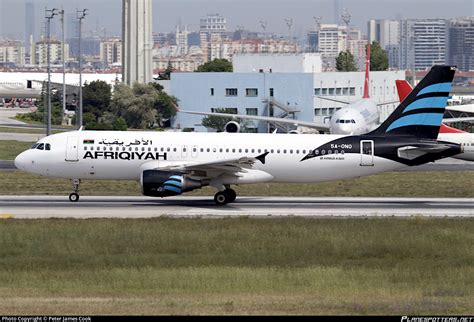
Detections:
447,17,474,72
170,54,404,132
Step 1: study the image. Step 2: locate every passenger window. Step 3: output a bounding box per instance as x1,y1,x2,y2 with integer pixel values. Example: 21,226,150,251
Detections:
226,148,229,153
207,148,210,152
277,149,280,154
245,149,248,153
84,146,87,151
290,150,293,154
200,148,204,152
296,150,299,154
167,147,170,152
239,149,242,153
283,149,287,154
183,147,187,152
154,147,157,152
232,149,236,153
251,149,255,153
258,149,261,153
161,147,164,152
148,147,151,152
173,148,177,152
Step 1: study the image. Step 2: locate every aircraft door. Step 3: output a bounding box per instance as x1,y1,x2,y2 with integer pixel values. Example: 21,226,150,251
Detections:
65,136,79,162
360,140,374,166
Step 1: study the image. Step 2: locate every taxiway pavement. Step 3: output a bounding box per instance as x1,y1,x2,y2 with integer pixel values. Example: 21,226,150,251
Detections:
0,196,472,219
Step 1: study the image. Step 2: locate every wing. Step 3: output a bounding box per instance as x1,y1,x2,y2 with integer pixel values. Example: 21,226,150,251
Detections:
161,152,269,172
179,110,331,131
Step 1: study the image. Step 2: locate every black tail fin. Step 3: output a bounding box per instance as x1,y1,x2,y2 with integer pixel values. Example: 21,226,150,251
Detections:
369,65,456,139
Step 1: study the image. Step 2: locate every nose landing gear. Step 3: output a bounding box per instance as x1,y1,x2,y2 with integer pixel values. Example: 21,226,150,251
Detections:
69,179,80,202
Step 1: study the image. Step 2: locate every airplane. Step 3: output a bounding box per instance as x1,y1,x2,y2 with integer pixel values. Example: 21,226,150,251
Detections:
396,79,474,161
14,65,462,205
181,44,399,135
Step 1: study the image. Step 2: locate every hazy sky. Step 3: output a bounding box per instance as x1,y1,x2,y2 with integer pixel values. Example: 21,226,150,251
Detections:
0,0,472,40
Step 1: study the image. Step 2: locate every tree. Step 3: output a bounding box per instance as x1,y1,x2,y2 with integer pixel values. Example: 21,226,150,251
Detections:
111,83,178,129
83,80,112,119
196,59,233,72
336,50,358,72
201,108,237,132
369,41,389,71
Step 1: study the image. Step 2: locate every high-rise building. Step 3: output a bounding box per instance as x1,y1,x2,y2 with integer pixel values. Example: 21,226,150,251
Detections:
399,19,447,70
367,19,400,68
176,25,189,55
200,14,227,40
0,40,26,66
100,38,122,67
34,39,69,66
24,1,35,55
447,17,474,71
122,0,153,85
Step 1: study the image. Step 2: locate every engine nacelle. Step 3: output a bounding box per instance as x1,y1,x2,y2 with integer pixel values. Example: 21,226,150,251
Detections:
224,121,240,133
141,170,204,197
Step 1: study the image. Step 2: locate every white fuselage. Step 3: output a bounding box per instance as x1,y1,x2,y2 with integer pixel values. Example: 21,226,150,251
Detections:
15,131,403,184
438,132,474,161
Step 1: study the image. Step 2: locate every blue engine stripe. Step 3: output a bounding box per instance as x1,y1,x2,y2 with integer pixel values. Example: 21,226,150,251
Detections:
164,180,182,187
403,96,448,112
163,185,182,193
417,82,452,96
386,113,444,132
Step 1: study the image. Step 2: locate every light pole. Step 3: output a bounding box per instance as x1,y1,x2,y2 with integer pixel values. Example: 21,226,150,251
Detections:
45,7,59,136
59,8,66,123
77,8,87,129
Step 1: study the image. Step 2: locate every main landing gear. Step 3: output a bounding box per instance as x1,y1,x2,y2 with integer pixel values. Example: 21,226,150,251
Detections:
69,179,80,202
214,187,237,205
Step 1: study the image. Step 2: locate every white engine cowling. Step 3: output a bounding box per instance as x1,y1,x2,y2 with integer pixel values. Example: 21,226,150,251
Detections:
224,121,240,133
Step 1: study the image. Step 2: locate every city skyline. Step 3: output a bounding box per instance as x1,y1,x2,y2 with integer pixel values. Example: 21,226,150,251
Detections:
0,0,472,40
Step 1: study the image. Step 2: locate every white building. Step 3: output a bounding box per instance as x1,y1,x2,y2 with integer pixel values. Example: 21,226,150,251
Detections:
100,38,122,66
175,25,189,56
34,39,69,66
0,40,25,66
122,0,153,85
233,53,322,73
169,54,404,132
200,13,227,40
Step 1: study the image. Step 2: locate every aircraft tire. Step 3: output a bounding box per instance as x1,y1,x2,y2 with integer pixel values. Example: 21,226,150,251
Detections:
69,193,80,202
214,191,229,205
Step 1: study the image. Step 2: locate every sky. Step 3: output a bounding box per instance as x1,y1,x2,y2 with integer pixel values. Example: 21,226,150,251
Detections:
0,0,472,40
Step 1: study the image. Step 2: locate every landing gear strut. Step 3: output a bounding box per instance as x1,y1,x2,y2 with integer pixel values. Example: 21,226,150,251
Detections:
69,179,80,202
213,187,237,205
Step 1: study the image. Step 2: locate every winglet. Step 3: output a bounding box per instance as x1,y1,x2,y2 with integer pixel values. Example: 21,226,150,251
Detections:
255,152,270,164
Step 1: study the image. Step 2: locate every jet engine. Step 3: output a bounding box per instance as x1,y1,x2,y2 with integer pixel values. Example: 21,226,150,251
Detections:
224,121,240,133
141,170,205,197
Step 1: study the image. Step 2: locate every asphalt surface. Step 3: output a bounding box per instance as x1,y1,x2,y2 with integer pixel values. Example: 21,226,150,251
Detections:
0,196,472,218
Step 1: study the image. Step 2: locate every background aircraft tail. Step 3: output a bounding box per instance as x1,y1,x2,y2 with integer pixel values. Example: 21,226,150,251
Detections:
369,65,456,139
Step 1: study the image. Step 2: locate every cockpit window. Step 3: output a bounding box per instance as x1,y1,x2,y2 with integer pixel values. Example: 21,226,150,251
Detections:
37,143,44,150
351,119,356,123
31,143,39,149
45,143,51,150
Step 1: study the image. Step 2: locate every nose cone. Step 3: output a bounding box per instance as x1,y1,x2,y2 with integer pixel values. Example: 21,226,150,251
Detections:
14,151,28,170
